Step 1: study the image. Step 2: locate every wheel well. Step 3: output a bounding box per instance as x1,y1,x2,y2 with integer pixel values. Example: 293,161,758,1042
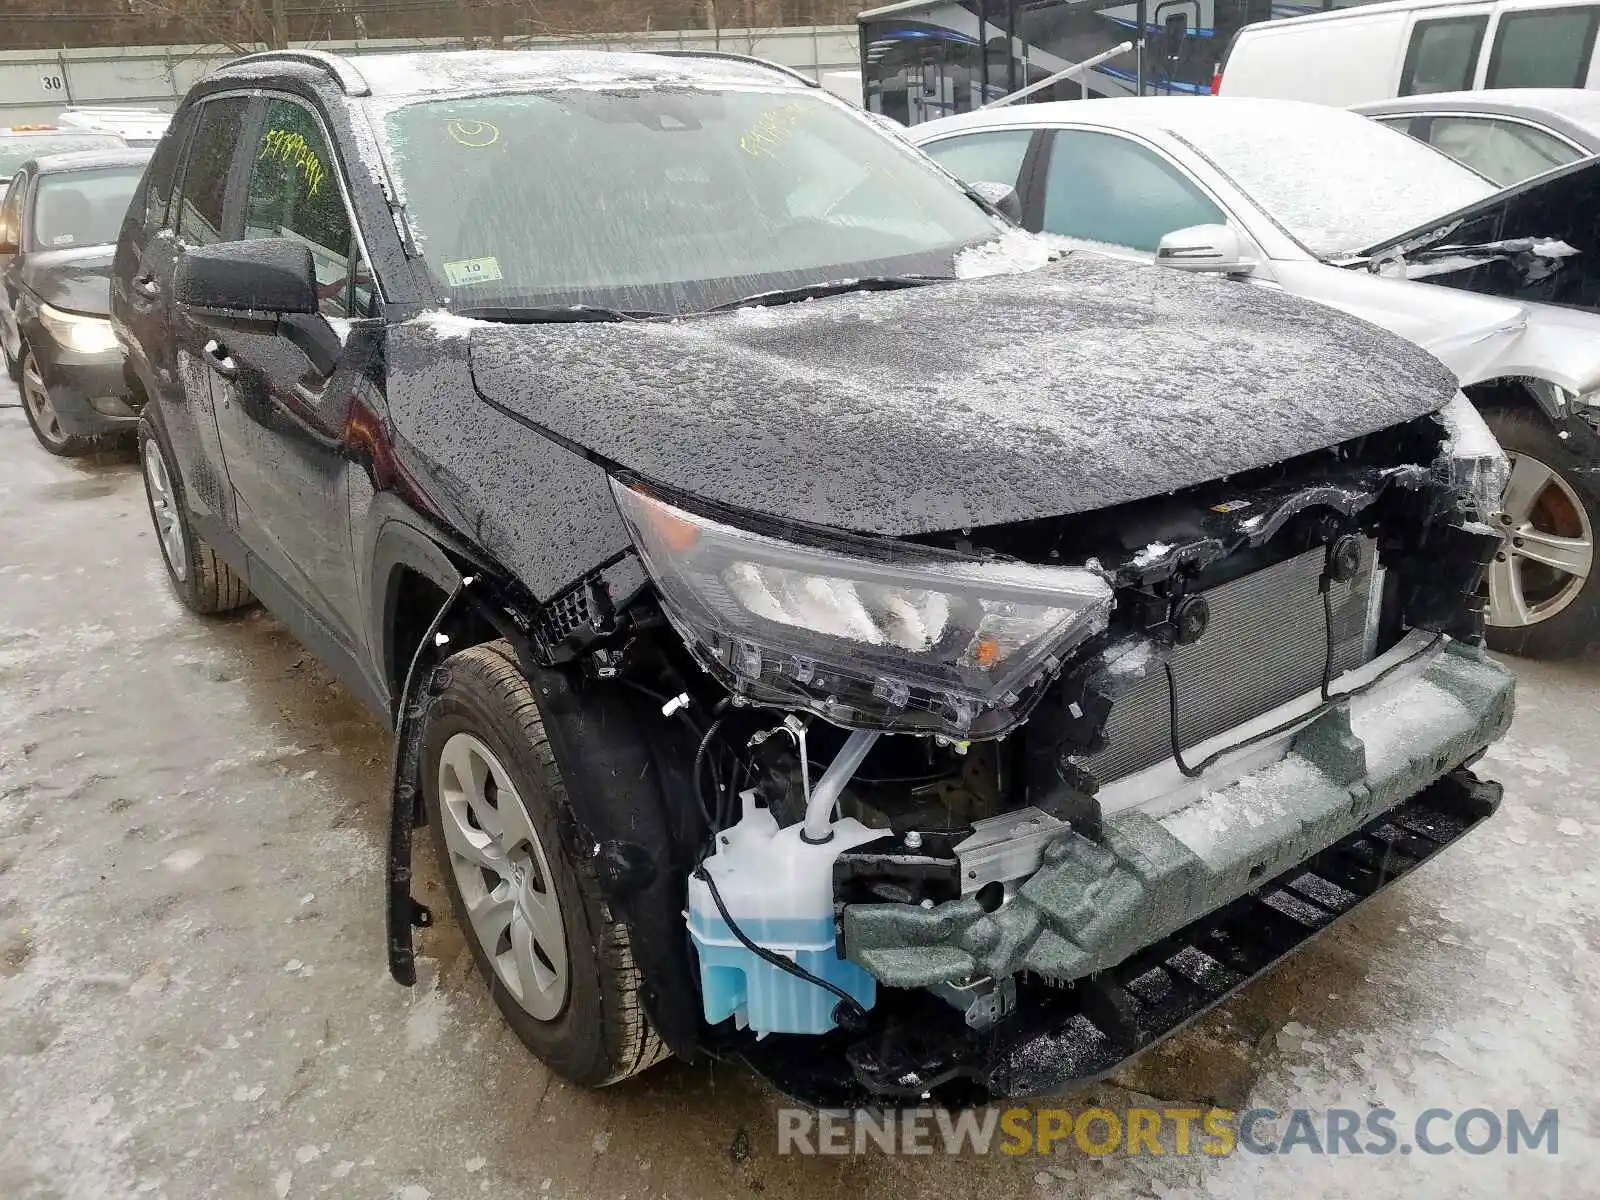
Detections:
122,364,151,413
1465,377,1548,419
386,566,496,704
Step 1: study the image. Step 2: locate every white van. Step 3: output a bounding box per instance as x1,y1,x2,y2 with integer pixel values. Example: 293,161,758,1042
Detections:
1217,0,1600,106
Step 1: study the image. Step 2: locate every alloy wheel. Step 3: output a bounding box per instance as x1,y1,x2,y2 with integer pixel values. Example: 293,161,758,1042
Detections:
21,353,65,447
437,731,569,1021
142,438,189,582
1486,450,1594,629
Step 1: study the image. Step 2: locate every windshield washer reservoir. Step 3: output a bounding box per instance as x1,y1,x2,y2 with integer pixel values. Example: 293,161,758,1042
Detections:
688,796,882,1035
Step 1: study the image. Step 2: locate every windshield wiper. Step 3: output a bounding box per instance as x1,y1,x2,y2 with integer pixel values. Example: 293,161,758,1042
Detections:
708,274,946,312
451,304,667,324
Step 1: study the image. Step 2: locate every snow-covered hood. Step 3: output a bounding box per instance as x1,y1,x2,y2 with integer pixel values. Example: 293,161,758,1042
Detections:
463,253,1458,536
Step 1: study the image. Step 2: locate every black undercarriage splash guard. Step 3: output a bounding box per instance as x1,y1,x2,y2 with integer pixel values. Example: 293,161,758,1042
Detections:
739,767,1501,1108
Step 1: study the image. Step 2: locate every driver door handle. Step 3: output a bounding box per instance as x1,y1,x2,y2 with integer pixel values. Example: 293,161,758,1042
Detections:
203,339,237,379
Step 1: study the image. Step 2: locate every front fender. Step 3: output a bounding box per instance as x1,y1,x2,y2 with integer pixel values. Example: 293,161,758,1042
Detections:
384,322,633,603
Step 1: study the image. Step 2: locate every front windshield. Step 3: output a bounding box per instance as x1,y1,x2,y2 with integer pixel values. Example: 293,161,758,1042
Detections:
0,134,121,176
376,87,1003,313
31,165,143,251
1161,104,1500,258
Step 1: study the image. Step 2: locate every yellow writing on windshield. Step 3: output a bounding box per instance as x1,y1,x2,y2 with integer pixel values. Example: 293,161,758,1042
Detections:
739,102,811,159
259,128,326,196
446,119,500,148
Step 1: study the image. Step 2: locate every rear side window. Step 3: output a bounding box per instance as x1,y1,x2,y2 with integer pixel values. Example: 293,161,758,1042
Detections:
1486,7,1600,88
920,129,1035,190
1372,116,1418,135
142,109,194,231
1424,115,1583,185
174,97,248,246
1400,16,1489,95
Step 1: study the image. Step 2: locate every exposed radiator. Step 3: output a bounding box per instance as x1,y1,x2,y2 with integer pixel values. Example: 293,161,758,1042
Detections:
1080,540,1382,784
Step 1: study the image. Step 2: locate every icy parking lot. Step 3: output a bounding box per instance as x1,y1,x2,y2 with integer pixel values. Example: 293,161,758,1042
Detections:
0,395,1596,1199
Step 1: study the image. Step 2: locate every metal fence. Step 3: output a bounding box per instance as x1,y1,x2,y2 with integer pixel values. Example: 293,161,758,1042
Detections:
0,24,861,125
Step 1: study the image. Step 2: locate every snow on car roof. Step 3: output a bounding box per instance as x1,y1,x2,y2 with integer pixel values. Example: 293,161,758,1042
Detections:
346,49,803,98
911,94,1313,136
1355,88,1600,141
1141,100,1499,255
914,97,1498,259
28,147,152,174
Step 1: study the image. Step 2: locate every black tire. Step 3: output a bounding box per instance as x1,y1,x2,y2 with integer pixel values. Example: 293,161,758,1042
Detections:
1482,405,1600,659
18,348,110,457
137,416,254,616
420,640,667,1087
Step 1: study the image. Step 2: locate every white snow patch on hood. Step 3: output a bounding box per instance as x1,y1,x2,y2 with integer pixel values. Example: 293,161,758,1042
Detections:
954,229,1058,279
408,309,488,339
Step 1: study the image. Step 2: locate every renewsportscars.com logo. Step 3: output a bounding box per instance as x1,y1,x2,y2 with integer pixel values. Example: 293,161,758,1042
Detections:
776,1106,1560,1158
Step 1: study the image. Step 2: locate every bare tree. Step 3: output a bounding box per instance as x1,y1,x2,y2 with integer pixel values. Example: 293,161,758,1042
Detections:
125,0,316,52
4,0,861,54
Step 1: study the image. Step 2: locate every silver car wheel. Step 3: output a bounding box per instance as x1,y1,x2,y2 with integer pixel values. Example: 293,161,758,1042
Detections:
1487,450,1594,629
21,352,65,446
437,731,569,1021
142,438,189,582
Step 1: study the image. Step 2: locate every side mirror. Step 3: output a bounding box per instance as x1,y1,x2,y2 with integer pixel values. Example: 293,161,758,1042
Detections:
969,180,1022,224
1154,224,1256,275
175,238,317,315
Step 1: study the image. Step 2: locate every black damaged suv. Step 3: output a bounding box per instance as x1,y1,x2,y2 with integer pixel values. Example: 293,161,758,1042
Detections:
114,48,1515,1104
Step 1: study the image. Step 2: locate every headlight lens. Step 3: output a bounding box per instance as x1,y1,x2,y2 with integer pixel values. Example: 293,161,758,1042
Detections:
612,481,1113,739
39,302,118,355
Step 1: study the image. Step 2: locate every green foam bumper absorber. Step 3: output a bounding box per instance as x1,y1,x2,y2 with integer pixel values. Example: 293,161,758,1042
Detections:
842,641,1515,990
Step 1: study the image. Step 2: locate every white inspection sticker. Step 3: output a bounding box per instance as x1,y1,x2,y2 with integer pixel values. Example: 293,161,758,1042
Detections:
443,256,503,286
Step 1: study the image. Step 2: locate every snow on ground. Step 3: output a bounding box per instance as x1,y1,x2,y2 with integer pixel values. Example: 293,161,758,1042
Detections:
0,392,1595,1199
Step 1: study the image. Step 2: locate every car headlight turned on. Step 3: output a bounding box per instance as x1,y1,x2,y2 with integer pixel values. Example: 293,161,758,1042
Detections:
38,302,118,355
611,480,1113,740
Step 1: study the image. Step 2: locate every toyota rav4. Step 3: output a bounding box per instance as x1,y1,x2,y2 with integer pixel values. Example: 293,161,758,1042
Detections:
112,48,1515,1104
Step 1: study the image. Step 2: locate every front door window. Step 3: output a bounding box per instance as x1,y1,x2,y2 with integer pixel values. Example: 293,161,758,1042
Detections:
1041,130,1224,252
243,99,372,319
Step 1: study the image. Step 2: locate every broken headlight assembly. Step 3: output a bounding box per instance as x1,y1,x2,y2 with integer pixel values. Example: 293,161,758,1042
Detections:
612,481,1113,739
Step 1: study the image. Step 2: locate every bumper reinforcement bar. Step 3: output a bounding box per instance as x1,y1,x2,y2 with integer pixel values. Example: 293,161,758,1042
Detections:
741,765,1501,1108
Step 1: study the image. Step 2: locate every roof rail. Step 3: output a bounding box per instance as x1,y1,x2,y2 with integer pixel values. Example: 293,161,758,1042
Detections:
650,49,819,88
224,49,371,97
